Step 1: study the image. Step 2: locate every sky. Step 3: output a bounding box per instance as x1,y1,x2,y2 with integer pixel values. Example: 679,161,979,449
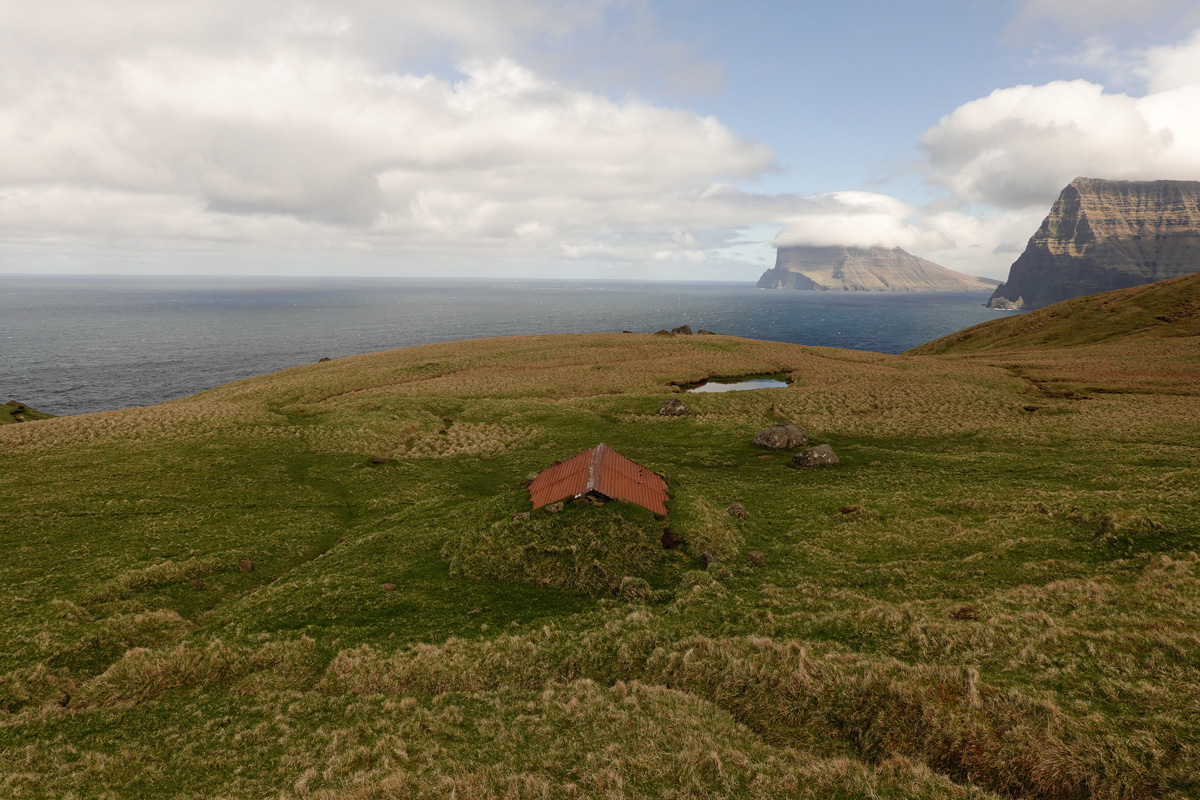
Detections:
2,0,1200,281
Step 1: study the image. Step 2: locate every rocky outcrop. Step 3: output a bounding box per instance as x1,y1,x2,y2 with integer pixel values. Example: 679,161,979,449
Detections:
758,246,997,292
658,398,690,416
792,445,839,467
751,424,809,450
989,177,1200,310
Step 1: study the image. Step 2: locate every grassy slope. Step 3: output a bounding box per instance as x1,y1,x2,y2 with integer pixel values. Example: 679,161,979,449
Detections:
909,272,1200,354
0,325,1198,799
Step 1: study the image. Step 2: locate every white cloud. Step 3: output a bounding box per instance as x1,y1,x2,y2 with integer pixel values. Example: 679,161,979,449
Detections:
920,29,1200,209
1015,0,1195,31
772,192,950,251
0,3,779,276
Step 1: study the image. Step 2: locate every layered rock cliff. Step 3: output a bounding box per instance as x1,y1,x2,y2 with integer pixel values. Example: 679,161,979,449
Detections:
988,177,1200,310
757,245,997,292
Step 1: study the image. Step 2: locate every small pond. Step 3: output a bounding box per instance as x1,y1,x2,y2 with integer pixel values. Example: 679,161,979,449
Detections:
686,376,790,393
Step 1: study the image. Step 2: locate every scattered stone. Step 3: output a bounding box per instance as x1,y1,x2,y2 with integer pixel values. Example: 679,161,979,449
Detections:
468,607,482,614
654,329,672,335
512,512,530,521
696,329,717,335
239,560,255,572
671,324,693,335
546,502,564,513
318,357,332,363
382,583,397,591
746,551,764,566
792,444,839,467
727,502,747,519
369,456,393,465
839,506,858,515
752,424,809,450
658,398,691,416
661,528,685,550
622,330,633,334
698,551,715,569
191,580,205,589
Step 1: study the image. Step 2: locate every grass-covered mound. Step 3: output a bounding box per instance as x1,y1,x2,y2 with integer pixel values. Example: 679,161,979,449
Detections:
1,328,1198,798
447,499,674,596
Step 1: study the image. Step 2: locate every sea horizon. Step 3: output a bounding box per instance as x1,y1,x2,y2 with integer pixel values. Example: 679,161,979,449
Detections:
2,274,1011,417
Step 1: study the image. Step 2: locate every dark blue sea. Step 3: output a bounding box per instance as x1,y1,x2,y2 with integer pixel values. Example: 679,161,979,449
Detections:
0,275,1012,417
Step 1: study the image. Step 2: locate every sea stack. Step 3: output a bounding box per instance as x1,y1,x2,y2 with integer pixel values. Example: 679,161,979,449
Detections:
757,245,997,292
988,177,1200,310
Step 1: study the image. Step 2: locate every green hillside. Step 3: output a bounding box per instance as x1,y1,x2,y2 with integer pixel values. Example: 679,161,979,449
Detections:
910,271,1200,355
1,330,1198,798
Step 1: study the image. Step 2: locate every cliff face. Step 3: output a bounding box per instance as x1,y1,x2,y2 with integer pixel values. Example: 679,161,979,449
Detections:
988,177,1200,309
757,245,997,292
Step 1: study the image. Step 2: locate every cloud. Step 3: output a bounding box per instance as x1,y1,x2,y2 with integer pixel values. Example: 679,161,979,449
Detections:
1014,0,1196,32
0,3,774,275
920,29,1200,209
771,193,951,251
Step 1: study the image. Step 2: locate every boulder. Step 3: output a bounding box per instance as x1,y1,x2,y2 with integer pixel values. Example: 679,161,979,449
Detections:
318,357,332,363
746,551,764,566
654,329,672,335
382,583,397,591
546,502,564,513
512,512,530,521
239,560,255,572
698,551,715,569
792,445,839,467
671,324,693,335
658,398,691,416
727,502,747,519
752,424,809,450
696,329,717,335
369,456,392,465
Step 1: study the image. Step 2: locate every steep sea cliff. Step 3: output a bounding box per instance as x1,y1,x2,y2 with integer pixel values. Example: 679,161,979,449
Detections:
989,177,1200,309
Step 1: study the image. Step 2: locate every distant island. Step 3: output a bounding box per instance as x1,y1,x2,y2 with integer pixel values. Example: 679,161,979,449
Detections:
988,177,1200,309
757,245,999,292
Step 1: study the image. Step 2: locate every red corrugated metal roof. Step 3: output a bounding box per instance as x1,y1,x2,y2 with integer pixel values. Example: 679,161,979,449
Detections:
529,443,669,515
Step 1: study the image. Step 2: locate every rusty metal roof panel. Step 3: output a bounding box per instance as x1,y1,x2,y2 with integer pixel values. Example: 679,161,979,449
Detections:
528,443,668,515
528,448,592,509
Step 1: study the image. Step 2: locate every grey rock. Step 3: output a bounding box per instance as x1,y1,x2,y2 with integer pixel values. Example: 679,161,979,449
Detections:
546,502,564,513
671,324,693,335
792,444,839,467
746,551,764,565
752,424,809,450
698,551,715,569
512,512,530,521
727,502,747,519
658,398,691,416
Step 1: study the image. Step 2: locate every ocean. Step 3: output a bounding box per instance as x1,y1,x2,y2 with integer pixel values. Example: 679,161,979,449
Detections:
1,275,1009,417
